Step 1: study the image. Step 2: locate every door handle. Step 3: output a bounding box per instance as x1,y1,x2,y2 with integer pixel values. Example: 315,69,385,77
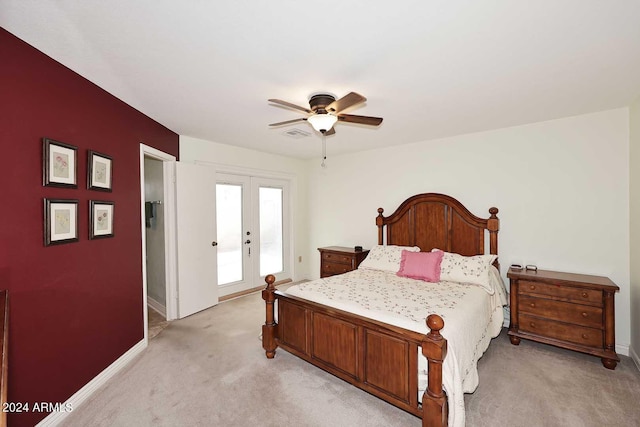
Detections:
244,240,251,244
211,241,218,247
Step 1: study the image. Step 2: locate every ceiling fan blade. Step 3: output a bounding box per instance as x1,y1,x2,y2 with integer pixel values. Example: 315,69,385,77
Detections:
268,99,311,114
337,114,383,126
326,92,366,114
324,127,336,136
269,118,307,127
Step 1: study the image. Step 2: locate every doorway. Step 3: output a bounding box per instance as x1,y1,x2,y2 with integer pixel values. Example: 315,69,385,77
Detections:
143,156,169,336
139,144,178,344
216,173,291,297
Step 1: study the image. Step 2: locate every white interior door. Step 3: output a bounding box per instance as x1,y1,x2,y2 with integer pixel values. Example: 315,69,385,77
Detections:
176,162,218,318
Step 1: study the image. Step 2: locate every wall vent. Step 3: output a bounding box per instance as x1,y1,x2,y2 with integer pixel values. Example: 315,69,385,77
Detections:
282,128,311,139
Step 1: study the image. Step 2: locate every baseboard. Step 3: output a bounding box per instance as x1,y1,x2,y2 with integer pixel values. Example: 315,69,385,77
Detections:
615,343,630,357
147,297,166,317
36,339,147,426
629,345,640,371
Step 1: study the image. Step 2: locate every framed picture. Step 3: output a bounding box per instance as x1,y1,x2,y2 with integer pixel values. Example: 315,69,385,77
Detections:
43,138,78,188
89,200,114,239
88,150,113,191
44,199,79,246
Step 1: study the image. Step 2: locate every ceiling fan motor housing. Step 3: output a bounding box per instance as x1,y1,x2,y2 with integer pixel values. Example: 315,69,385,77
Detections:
309,94,336,113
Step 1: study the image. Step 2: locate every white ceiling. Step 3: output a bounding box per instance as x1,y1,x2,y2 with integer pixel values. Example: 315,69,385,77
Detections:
3,1,640,159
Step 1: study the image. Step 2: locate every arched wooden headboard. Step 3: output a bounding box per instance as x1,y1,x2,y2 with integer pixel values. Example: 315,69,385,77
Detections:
376,193,500,269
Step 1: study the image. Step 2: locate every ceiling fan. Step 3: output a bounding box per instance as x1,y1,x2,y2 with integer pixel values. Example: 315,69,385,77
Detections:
268,92,383,135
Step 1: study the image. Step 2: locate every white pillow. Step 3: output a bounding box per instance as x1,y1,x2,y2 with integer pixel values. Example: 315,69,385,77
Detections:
432,249,497,293
358,245,421,272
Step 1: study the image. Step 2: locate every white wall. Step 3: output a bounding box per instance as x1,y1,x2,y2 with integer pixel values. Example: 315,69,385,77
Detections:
179,136,311,281
629,98,640,366
307,108,631,351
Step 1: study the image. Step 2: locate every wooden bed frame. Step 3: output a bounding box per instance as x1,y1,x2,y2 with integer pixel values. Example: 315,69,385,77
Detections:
262,193,499,427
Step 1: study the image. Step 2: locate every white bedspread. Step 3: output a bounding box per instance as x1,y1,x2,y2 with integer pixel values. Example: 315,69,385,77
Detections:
283,267,507,427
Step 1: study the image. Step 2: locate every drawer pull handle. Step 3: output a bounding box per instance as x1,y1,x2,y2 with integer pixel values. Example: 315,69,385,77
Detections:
581,292,588,298
530,303,536,308
581,312,588,318
529,285,536,290
529,322,535,328
582,333,589,340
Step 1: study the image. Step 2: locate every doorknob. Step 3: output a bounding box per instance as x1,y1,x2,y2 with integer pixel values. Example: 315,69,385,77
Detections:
244,239,251,244
211,241,218,247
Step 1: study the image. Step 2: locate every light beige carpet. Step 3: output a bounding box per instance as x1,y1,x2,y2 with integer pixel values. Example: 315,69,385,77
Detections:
61,290,640,427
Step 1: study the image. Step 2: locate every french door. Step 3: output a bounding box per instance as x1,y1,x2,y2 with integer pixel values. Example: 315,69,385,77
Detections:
216,173,290,296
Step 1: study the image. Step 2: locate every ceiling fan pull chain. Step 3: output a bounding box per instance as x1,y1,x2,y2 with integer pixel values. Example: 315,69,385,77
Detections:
321,132,327,168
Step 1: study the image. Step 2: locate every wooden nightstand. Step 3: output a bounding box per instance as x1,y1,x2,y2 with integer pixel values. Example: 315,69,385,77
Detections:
318,246,369,278
507,267,619,369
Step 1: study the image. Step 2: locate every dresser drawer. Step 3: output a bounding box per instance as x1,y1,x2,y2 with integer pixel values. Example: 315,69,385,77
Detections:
518,295,603,328
321,252,354,266
519,313,603,348
322,261,352,276
518,280,603,306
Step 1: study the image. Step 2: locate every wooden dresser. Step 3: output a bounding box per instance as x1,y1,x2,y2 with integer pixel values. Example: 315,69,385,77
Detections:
507,268,619,369
318,246,369,278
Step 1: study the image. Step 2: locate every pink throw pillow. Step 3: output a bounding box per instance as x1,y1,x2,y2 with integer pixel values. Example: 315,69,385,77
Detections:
396,250,443,282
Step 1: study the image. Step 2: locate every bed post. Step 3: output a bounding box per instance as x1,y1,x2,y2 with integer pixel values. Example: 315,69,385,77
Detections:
376,208,385,244
487,207,500,271
422,314,448,427
262,274,278,359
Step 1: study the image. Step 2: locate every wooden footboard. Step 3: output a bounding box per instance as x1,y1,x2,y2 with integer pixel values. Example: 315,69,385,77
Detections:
262,275,448,427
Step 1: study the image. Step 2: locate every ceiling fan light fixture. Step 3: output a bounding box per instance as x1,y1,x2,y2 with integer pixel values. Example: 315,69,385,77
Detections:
307,113,338,133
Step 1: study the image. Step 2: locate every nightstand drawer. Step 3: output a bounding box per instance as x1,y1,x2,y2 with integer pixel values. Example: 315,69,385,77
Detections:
518,280,602,306
518,296,603,328
322,261,352,276
519,313,603,348
318,247,369,278
321,252,353,265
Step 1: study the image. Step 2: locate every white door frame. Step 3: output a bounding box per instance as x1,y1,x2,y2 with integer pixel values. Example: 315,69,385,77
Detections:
139,144,178,345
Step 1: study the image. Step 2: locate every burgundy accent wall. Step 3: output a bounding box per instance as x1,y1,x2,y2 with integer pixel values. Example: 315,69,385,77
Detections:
0,29,179,426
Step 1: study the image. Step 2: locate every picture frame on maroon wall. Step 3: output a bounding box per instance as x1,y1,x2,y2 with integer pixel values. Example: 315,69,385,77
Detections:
87,150,112,191
89,200,114,239
44,198,79,246
42,138,78,188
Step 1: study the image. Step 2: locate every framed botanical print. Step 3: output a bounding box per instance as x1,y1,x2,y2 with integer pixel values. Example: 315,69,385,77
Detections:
89,200,114,239
44,199,79,246
43,138,78,188
88,150,113,191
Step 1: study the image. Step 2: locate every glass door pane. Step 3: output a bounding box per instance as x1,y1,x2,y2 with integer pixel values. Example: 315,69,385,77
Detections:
216,183,243,285
259,187,283,276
